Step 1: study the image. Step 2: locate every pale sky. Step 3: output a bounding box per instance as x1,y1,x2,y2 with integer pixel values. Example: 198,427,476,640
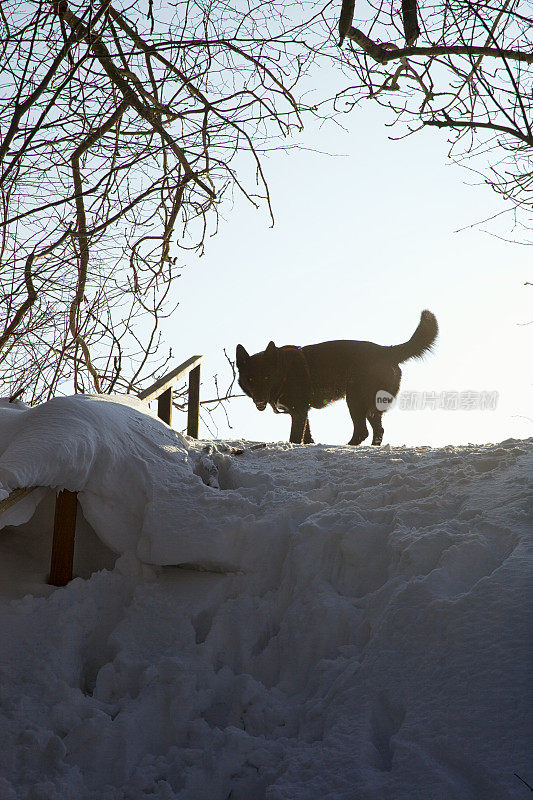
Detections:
161,89,532,448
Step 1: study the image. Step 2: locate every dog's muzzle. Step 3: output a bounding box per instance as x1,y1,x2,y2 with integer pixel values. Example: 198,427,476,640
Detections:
255,400,267,411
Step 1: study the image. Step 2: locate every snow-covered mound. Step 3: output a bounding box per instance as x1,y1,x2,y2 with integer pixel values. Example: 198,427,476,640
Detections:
0,395,531,799
0,394,295,570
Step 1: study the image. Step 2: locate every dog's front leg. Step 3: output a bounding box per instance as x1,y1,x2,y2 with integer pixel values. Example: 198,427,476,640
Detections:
289,410,309,444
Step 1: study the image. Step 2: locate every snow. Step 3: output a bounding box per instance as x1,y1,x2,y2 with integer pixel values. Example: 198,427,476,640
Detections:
0,394,531,799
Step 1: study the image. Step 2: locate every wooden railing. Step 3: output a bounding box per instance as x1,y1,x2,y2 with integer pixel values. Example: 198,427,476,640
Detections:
138,354,202,436
0,354,203,587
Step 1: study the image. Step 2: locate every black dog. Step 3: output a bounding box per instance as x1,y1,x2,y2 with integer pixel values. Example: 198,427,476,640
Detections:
236,310,438,445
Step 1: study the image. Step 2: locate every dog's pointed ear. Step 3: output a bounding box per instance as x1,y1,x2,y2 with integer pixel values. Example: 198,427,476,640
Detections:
236,344,249,369
265,340,277,356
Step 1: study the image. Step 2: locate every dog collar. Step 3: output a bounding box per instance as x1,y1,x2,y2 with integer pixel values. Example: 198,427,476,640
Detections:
269,345,312,413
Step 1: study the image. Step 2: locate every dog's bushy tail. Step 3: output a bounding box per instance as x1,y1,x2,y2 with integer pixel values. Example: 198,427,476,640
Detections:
389,310,438,363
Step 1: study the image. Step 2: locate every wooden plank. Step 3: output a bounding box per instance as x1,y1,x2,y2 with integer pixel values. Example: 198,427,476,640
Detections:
48,489,78,587
0,486,37,515
157,387,173,426
187,364,201,438
138,356,202,403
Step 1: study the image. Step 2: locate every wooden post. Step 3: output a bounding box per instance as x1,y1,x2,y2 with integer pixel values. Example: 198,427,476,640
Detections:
187,364,201,438
48,490,78,587
157,386,173,426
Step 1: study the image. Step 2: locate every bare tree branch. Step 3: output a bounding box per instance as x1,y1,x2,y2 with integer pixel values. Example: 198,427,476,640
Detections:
337,0,532,226
0,0,327,402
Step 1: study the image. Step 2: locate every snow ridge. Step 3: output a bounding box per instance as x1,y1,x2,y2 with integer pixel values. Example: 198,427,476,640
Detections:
0,395,531,799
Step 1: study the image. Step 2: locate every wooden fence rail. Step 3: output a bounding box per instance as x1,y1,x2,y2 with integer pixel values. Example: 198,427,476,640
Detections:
138,354,202,435
0,354,204,587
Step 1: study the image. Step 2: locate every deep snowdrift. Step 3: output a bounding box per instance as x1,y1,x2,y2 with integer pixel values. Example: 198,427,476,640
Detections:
0,395,531,800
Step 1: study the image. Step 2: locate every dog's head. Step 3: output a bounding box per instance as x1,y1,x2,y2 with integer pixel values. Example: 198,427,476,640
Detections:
236,341,279,411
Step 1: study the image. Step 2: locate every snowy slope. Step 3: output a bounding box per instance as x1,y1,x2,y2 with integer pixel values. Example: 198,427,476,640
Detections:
0,395,531,800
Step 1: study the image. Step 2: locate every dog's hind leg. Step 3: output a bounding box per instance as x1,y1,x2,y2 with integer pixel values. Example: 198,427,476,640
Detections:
367,409,384,446
303,418,314,444
346,387,369,446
